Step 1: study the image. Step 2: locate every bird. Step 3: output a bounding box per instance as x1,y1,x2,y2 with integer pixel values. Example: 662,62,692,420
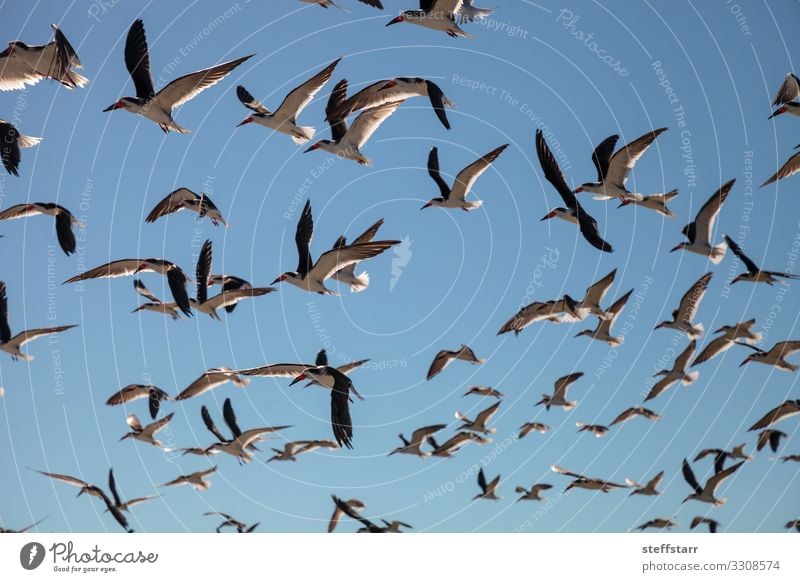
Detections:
273,200,399,293
616,188,679,218
105,384,172,420
654,272,712,339
681,458,744,505
780,454,800,463
328,497,367,533
535,372,584,411
0,203,83,255
0,119,41,176
474,468,501,500
515,483,553,501
386,0,484,38
497,296,579,335
304,79,405,166
455,401,500,434
131,279,185,320
670,179,734,263
64,258,193,317
551,465,630,493
690,516,720,533
463,386,503,399
208,414,292,464
725,235,800,285
289,366,358,449
389,424,447,457
626,471,664,496
161,467,217,491
103,20,252,133
329,495,411,533
176,367,250,400
198,400,263,456
748,400,800,431
145,188,226,225
694,445,751,474
575,128,669,202
610,406,661,426
427,431,489,457
518,422,550,438
105,468,159,516
645,340,699,401
691,319,762,367
203,511,259,533
536,129,613,252
0,24,88,91
421,144,508,210
576,422,609,438
574,268,617,320
426,344,485,380
785,520,800,533
738,340,800,372
761,147,800,187
769,73,800,118
635,518,677,531
207,274,254,313
574,289,633,346
235,58,340,144
0,515,47,533
268,440,339,462
0,281,77,361
330,77,455,130
329,218,385,292
756,429,787,453
119,412,175,448
301,0,384,9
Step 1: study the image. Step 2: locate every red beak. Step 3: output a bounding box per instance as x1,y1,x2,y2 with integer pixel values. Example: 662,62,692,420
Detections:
289,373,307,386
574,187,584,193
237,117,253,127
386,16,404,27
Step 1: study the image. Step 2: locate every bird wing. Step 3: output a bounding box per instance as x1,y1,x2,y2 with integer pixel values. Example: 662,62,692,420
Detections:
154,55,252,110
105,384,149,406
196,240,212,304
705,460,744,496
9,325,77,349
238,363,308,377
145,412,174,436
550,465,586,479
0,281,10,344
675,340,697,370
342,100,405,149
773,72,800,106
331,385,353,449
647,471,665,490
590,134,619,181
605,128,667,188
236,427,290,449
762,151,800,188
166,266,192,317
33,469,91,489
312,241,398,283
583,268,617,306
201,405,227,442
723,235,759,274
553,372,583,400
475,401,501,426
605,289,633,328
426,350,453,380
295,200,314,277
176,371,229,400
430,0,464,16
64,259,143,282
351,219,384,246
274,58,341,120
692,336,732,367
133,279,161,303
108,468,122,507
222,398,243,439
681,459,703,495
449,144,508,202
427,147,451,199
145,188,199,223
748,400,800,431
124,20,155,100
409,424,446,447
692,179,734,244
0,203,47,220
676,272,712,323
202,287,275,311
477,467,487,491
325,78,349,143
774,340,800,358
236,84,269,114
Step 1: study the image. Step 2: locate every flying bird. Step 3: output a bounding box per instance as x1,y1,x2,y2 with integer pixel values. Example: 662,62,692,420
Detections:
0,24,87,91
725,235,800,285
161,467,218,491
610,406,661,426
105,384,172,420
463,386,503,399
328,497,366,533
654,272,712,339
205,401,292,463
106,468,159,515
748,399,800,431
0,119,41,176
576,422,609,438
670,179,734,263
0,203,82,255
574,268,617,320
551,465,630,493
0,516,47,533
515,483,552,502
617,190,679,218
518,422,550,438
329,218,385,292
119,412,175,448
203,511,259,533
421,144,507,211
690,516,720,533
681,458,744,506
427,431,490,457
769,73,800,118
386,0,487,37
761,147,800,188
456,401,500,434
635,518,677,531
426,344,485,380
207,274,254,313
645,340,699,401
268,440,339,462
176,367,250,400
131,279,185,320
626,471,664,496
536,372,584,411
474,468,501,500
756,429,787,453
389,424,447,457
290,366,359,449
497,295,579,335
691,319,762,367
574,289,633,346
738,340,800,372
145,188,226,225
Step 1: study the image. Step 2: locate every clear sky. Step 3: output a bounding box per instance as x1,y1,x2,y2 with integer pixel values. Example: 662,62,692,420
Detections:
1,0,798,533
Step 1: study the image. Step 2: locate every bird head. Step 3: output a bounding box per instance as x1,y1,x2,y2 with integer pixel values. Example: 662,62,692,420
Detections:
304,141,328,153
236,117,254,127
103,99,130,112
420,200,434,210
731,274,743,285
739,355,752,367
540,209,558,221
271,273,288,285
669,244,683,253
769,107,787,119
385,15,405,27
617,198,633,209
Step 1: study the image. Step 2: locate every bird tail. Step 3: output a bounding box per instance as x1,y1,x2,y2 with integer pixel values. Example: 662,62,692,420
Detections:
709,243,727,264
350,271,370,293
167,122,192,134
291,126,315,145
60,70,89,89
689,323,704,339
682,371,700,386
748,332,763,344
232,376,250,388
464,200,484,211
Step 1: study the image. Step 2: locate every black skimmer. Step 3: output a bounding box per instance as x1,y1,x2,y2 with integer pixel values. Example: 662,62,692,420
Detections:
769,73,800,118
131,279,185,321
626,471,664,496
780,454,800,463
497,295,579,335
748,399,800,431
610,406,661,426
535,372,584,411
176,367,250,400
551,465,630,493
421,144,508,211
574,289,633,346
726,235,800,285
576,422,609,438
203,512,259,533
671,179,734,263
645,340,699,401
474,468,501,500
756,429,787,453
654,272,712,339
0,203,82,255
518,422,550,438
305,79,404,165
236,58,340,144
106,468,159,516
330,218,385,292
0,24,87,91
0,516,47,533
617,190,679,218
690,516,720,533
785,520,800,532
0,281,77,361
536,129,613,253
389,424,447,457
762,147,800,188
120,412,174,448
103,20,252,133
207,274,253,313
328,497,366,533
32,469,132,532
635,518,676,531
105,384,172,420
427,431,489,457
64,258,193,317
691,319,762,367
198,400,259,454
145,188,226,225
331,77,454,130
289,366,358,449
574,268,617,320
738,340,800,372
301,0,384,8
0,119,41,176
576,127,669,202
273,200,399,293
330,495,411,533
207,416,292,464
694,444,752,473
426,343,485,380
681,458,744,506
386,0,489,38
161,467,217,491
515,483,552,501
456,401,500,434
268,440,339,462
463,386,503,399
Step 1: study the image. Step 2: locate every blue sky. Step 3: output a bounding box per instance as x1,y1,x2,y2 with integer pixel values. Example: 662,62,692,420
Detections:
1,0,798,533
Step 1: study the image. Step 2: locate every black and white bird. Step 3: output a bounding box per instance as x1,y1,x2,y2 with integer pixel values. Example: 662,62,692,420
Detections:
575,422,609,438
0,516,47,533
176,367,250,400
421,144,508,211
330,495,412,533
574,289,633,346
305,79,405,165
690,516,720,533
617,189,679,218
389,424,447,457
463,386,503,399
386,0,489,38
64,258,193,317
120,412,175,448
536,129,613,253
203,511,259,533
103,20,252,133
748,400,800,431
131,279,185,321
654,272,712,339
105,384,172,420
681,458,744,506
518,422,550,438
769,73,800,118
756,429,787,453
0,24,88,91
574,269,617,320
610,406,661,426
670,180,734,263
273,200,399,293
645,340,699,401
626,470,664,496
205,400,292,463
105,468,159,515
691,319,762,367
474,468,501,500
535,372,584,411
207,275,253,313
427,431,490,457
726,235,800,285
762,147,800,188
456,401,500,434
551,465,630,493
0,203,82,255
300,0,384,9
235,58,340,144
515,483,552,502
329,218,385,292
785,520,800,533
0,281,77,361
635,518,677,531
161,467,217,491
738,340,800,372
497,295,579,335
198,400,262,457
426,344,485,380
328,497,367,533
268,440,339,462
145,188,226,225
290,366,359,449
0,119,41,176
694,445,751,474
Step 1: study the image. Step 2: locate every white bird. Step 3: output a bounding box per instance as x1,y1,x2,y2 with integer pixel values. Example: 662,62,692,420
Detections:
515,483,553,502
576,422,609,438
739,340,800,372
427,431,490,457
726,235,800,285
574,268,617,320
0,24,87,91
329,219,385,292
426,343,485,379
421,144,508,211
691,319,762,367
670,180,734,263
145,188,226,225
762,147,800,188
131,279,185,321
617,189,679,218
0,119,41,176
474,467,501,500
575,289,633,346
682,458,744,506
119,412,174,448
551,465,630,493
497,296,579,335
645,340,699,401
654,272,712,339
536,372,584,411
748,399,800,431
209,426,292,463
386,0,484,38
176,367,250,400
610,406,661,426
769,73,800,118
389,424,447,457
161,467,218,491
518,422,550,438
0,203,82,255
103,20,252,133
626,470,664,496
455,401,500,434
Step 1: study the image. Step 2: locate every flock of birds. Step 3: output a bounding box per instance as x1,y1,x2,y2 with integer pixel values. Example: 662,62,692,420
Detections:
1,2,799,534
